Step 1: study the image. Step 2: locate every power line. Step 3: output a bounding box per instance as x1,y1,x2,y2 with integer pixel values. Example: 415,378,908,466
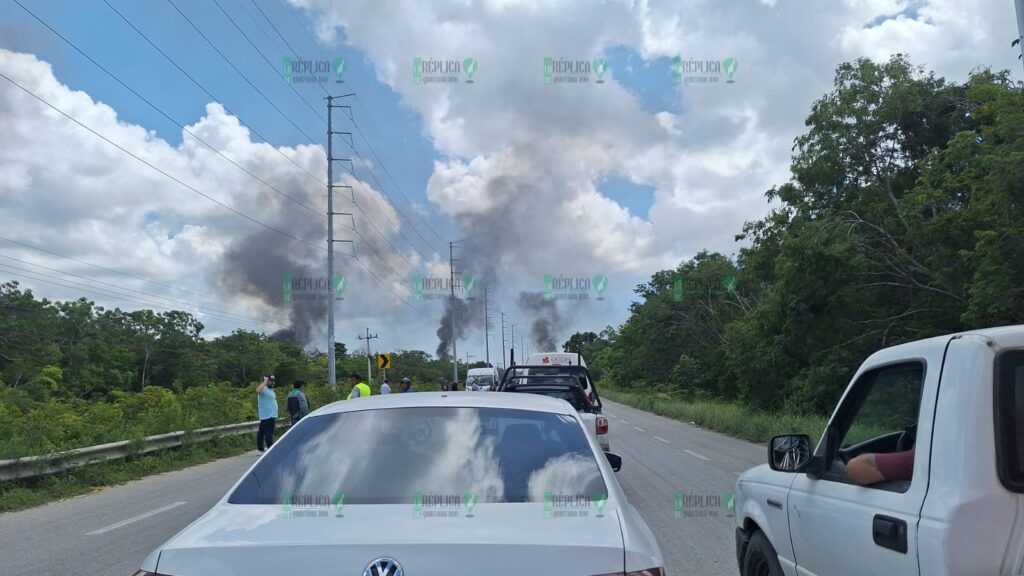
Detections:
207,0,326,124
185,0,431,275
0,262,288,332
278,3,448,249
256,1,444,257
12,0,324,218
164,0,323,146
0,254,287,329
0,71,325,252
336,136,440,259
0,235,277,319
0,74,433,325
101,0,326,188
6,3,440,327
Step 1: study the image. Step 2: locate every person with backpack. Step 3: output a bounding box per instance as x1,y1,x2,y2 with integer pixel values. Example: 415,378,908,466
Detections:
286,380,310,425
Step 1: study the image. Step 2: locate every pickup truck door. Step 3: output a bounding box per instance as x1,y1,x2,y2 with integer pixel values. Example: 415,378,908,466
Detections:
787,355,941,576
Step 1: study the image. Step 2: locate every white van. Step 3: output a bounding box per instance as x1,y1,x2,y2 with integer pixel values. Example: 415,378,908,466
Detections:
465,366,499,391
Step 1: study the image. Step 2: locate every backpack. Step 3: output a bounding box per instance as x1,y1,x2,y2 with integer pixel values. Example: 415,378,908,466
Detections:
286,392,301,417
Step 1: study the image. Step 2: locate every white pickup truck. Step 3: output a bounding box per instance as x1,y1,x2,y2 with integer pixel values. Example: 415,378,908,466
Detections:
734,325,1024,576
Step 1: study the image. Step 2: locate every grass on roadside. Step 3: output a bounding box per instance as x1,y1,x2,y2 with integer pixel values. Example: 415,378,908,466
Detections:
601,386,827,445
0,435,255,513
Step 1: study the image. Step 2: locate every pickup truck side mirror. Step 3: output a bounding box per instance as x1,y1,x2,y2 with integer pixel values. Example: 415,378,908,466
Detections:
604,451,622,472
768,434,813,473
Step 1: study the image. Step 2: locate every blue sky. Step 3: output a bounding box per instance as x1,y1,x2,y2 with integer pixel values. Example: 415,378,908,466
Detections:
1,0,447,231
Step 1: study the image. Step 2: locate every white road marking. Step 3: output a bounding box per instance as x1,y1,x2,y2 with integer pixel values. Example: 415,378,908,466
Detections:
619,419,630,424
684,449,711,462
633,426,646,433
653,435,671,444
87,501,187,535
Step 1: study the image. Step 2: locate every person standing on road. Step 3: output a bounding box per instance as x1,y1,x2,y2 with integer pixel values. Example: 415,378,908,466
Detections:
400,377,414,392
347,372,372,400
286,380,310,425
256,375,278,452
380,377,391,395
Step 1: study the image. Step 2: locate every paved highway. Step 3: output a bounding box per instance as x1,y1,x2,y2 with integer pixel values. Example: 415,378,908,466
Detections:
0,399,765,576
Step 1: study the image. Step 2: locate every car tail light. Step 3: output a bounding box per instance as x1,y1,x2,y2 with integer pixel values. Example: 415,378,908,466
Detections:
594,569,665,576
589,391,596,404
596,416,609,435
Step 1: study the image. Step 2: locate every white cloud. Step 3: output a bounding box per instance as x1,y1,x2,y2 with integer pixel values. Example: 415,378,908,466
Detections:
0,49,431,347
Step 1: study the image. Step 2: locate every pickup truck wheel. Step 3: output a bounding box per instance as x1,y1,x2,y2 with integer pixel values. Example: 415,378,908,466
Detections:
742,530,784,576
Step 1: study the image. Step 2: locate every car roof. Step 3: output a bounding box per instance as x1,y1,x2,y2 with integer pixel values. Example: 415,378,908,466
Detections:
865,324,1024,363
507,381,584,388
308,390,576,417
508,364,588,371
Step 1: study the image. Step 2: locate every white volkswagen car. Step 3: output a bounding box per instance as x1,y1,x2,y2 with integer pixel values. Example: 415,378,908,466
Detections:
134,392,663,576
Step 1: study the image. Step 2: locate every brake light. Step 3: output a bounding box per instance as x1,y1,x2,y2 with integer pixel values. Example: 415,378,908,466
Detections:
588,391,595,404
596,416,609,435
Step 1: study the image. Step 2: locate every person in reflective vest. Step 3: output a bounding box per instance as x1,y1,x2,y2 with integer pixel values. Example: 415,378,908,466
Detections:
347,373,372,399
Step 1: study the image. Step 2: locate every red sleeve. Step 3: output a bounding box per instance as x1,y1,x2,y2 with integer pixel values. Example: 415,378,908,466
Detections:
875,448,916,481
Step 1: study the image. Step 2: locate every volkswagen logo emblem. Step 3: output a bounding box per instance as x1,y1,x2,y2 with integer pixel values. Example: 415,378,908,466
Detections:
363,557,402,576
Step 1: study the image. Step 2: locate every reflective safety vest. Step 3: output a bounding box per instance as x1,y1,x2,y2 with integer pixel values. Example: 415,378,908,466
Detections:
348,382,372,400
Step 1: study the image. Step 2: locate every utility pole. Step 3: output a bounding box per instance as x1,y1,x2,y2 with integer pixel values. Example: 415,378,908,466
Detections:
325,95,354,386
510,323,516,365
448,240,461,385
483,288,492,366
500,312,509,370
358,328,378,384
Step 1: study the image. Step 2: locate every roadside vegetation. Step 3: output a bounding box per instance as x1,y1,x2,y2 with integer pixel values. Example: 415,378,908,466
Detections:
565,58,1024,427
600,386,827,444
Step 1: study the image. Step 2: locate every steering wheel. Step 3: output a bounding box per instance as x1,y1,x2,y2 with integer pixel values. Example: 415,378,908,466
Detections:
896,424,917,452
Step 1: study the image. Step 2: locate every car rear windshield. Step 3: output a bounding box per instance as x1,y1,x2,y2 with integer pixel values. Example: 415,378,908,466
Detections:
996,350,1024,492
228,407,607,505
512,386,592,412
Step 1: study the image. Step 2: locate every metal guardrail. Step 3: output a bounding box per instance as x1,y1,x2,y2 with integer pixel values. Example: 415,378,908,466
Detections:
0,418,289,481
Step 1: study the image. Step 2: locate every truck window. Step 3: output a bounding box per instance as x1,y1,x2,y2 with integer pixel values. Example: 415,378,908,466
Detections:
839,362,925,452
996,350,1024,493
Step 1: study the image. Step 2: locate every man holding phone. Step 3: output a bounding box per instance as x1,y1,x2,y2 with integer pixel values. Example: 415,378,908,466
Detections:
256,375,278,452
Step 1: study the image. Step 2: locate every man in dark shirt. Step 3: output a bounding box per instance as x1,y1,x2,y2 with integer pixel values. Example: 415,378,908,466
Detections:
848,448,915,484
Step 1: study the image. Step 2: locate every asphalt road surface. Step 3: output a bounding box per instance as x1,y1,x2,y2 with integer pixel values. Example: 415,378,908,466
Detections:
0,399,765,576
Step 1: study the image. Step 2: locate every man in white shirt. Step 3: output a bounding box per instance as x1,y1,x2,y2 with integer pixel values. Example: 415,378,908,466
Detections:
380,378,391,394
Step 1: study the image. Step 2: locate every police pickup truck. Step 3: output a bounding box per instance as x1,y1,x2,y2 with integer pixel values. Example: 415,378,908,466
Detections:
734,325,1024,576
